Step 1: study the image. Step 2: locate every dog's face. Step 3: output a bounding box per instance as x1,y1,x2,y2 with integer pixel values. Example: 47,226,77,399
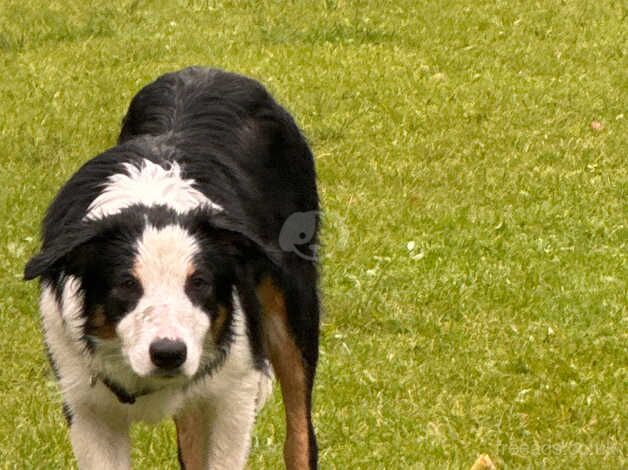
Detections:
114,224,210,378
85,222,222,380
27,207,259,384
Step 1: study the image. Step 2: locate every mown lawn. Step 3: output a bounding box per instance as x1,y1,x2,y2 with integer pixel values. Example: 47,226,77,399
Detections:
0,1,626,468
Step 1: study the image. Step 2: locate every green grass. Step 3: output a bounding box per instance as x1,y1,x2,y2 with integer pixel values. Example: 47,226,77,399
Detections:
1,0,626,468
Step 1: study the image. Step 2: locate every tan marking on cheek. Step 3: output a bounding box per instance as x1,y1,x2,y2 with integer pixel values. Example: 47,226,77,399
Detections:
209,305,228,343
257,277,310,470
186,263,196,277
85,305,117,339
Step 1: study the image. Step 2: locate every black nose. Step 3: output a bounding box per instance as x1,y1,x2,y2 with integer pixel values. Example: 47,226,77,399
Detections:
149,339,187,370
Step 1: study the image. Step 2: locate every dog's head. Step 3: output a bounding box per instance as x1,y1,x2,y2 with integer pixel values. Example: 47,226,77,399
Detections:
25,206,274,384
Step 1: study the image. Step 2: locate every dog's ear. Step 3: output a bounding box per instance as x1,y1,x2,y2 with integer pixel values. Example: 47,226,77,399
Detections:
213,212,283,269
24,223,100,281
185,209,283,274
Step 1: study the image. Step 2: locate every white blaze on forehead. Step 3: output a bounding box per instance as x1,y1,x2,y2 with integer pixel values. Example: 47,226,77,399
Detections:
134,224,199,292
85,159,223,220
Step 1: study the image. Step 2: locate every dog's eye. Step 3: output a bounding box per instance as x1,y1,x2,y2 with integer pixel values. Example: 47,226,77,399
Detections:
189,274,211,290
116,277,140,291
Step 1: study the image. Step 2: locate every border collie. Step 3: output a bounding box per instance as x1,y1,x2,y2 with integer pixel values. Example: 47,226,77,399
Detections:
24,67,320,470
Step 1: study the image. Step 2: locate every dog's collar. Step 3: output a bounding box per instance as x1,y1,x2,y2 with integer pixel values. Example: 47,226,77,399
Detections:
89,351,230,404
90,375,152,405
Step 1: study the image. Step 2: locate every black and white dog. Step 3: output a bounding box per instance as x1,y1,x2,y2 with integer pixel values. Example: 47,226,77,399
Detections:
24,67,320,469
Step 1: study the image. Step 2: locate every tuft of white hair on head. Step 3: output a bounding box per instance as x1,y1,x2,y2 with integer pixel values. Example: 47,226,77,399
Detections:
85,159,223,221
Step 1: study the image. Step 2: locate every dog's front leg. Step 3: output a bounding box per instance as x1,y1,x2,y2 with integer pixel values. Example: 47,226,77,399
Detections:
69,405,130,470
175,387,260,470
174,404,211,470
